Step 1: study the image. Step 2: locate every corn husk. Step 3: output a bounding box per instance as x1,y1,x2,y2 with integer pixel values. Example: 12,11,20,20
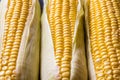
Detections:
41,0,88,80
83,0,96,80
0,0,41,80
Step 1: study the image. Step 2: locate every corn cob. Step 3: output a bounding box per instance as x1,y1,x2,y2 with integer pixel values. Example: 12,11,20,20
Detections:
41,0,87,80
0,0,40,79
88,0,120,79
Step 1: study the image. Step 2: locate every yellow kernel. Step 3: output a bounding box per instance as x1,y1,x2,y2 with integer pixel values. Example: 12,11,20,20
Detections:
106,75,113,80
105,69,112,75
8,62,16,66
61,61,69,64
10,55,17,58
61,68,69,72
61,64,70,68
62,72,70,77
2,60,8,66
2,66,8,71
62,57,71,61
113,74,119,79
11,52,18,55
3,52,10,56
2,56,9,60
5,70,12,75
55,58,61,62
5,75,11,80
12,48,19,52
9,58,16,62
0,71,5,76
97,72,104,77
113,69,120,74
8,66,15,70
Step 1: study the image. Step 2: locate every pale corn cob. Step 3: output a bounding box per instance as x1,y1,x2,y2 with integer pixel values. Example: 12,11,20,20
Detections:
0,0,40,79
41,0,87,80
88,0,120,79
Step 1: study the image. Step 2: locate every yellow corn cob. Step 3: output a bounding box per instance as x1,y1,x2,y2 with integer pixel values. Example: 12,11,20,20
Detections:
0,0,40,79
47,0,78,80
0,0,29,79
89,0,120,79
